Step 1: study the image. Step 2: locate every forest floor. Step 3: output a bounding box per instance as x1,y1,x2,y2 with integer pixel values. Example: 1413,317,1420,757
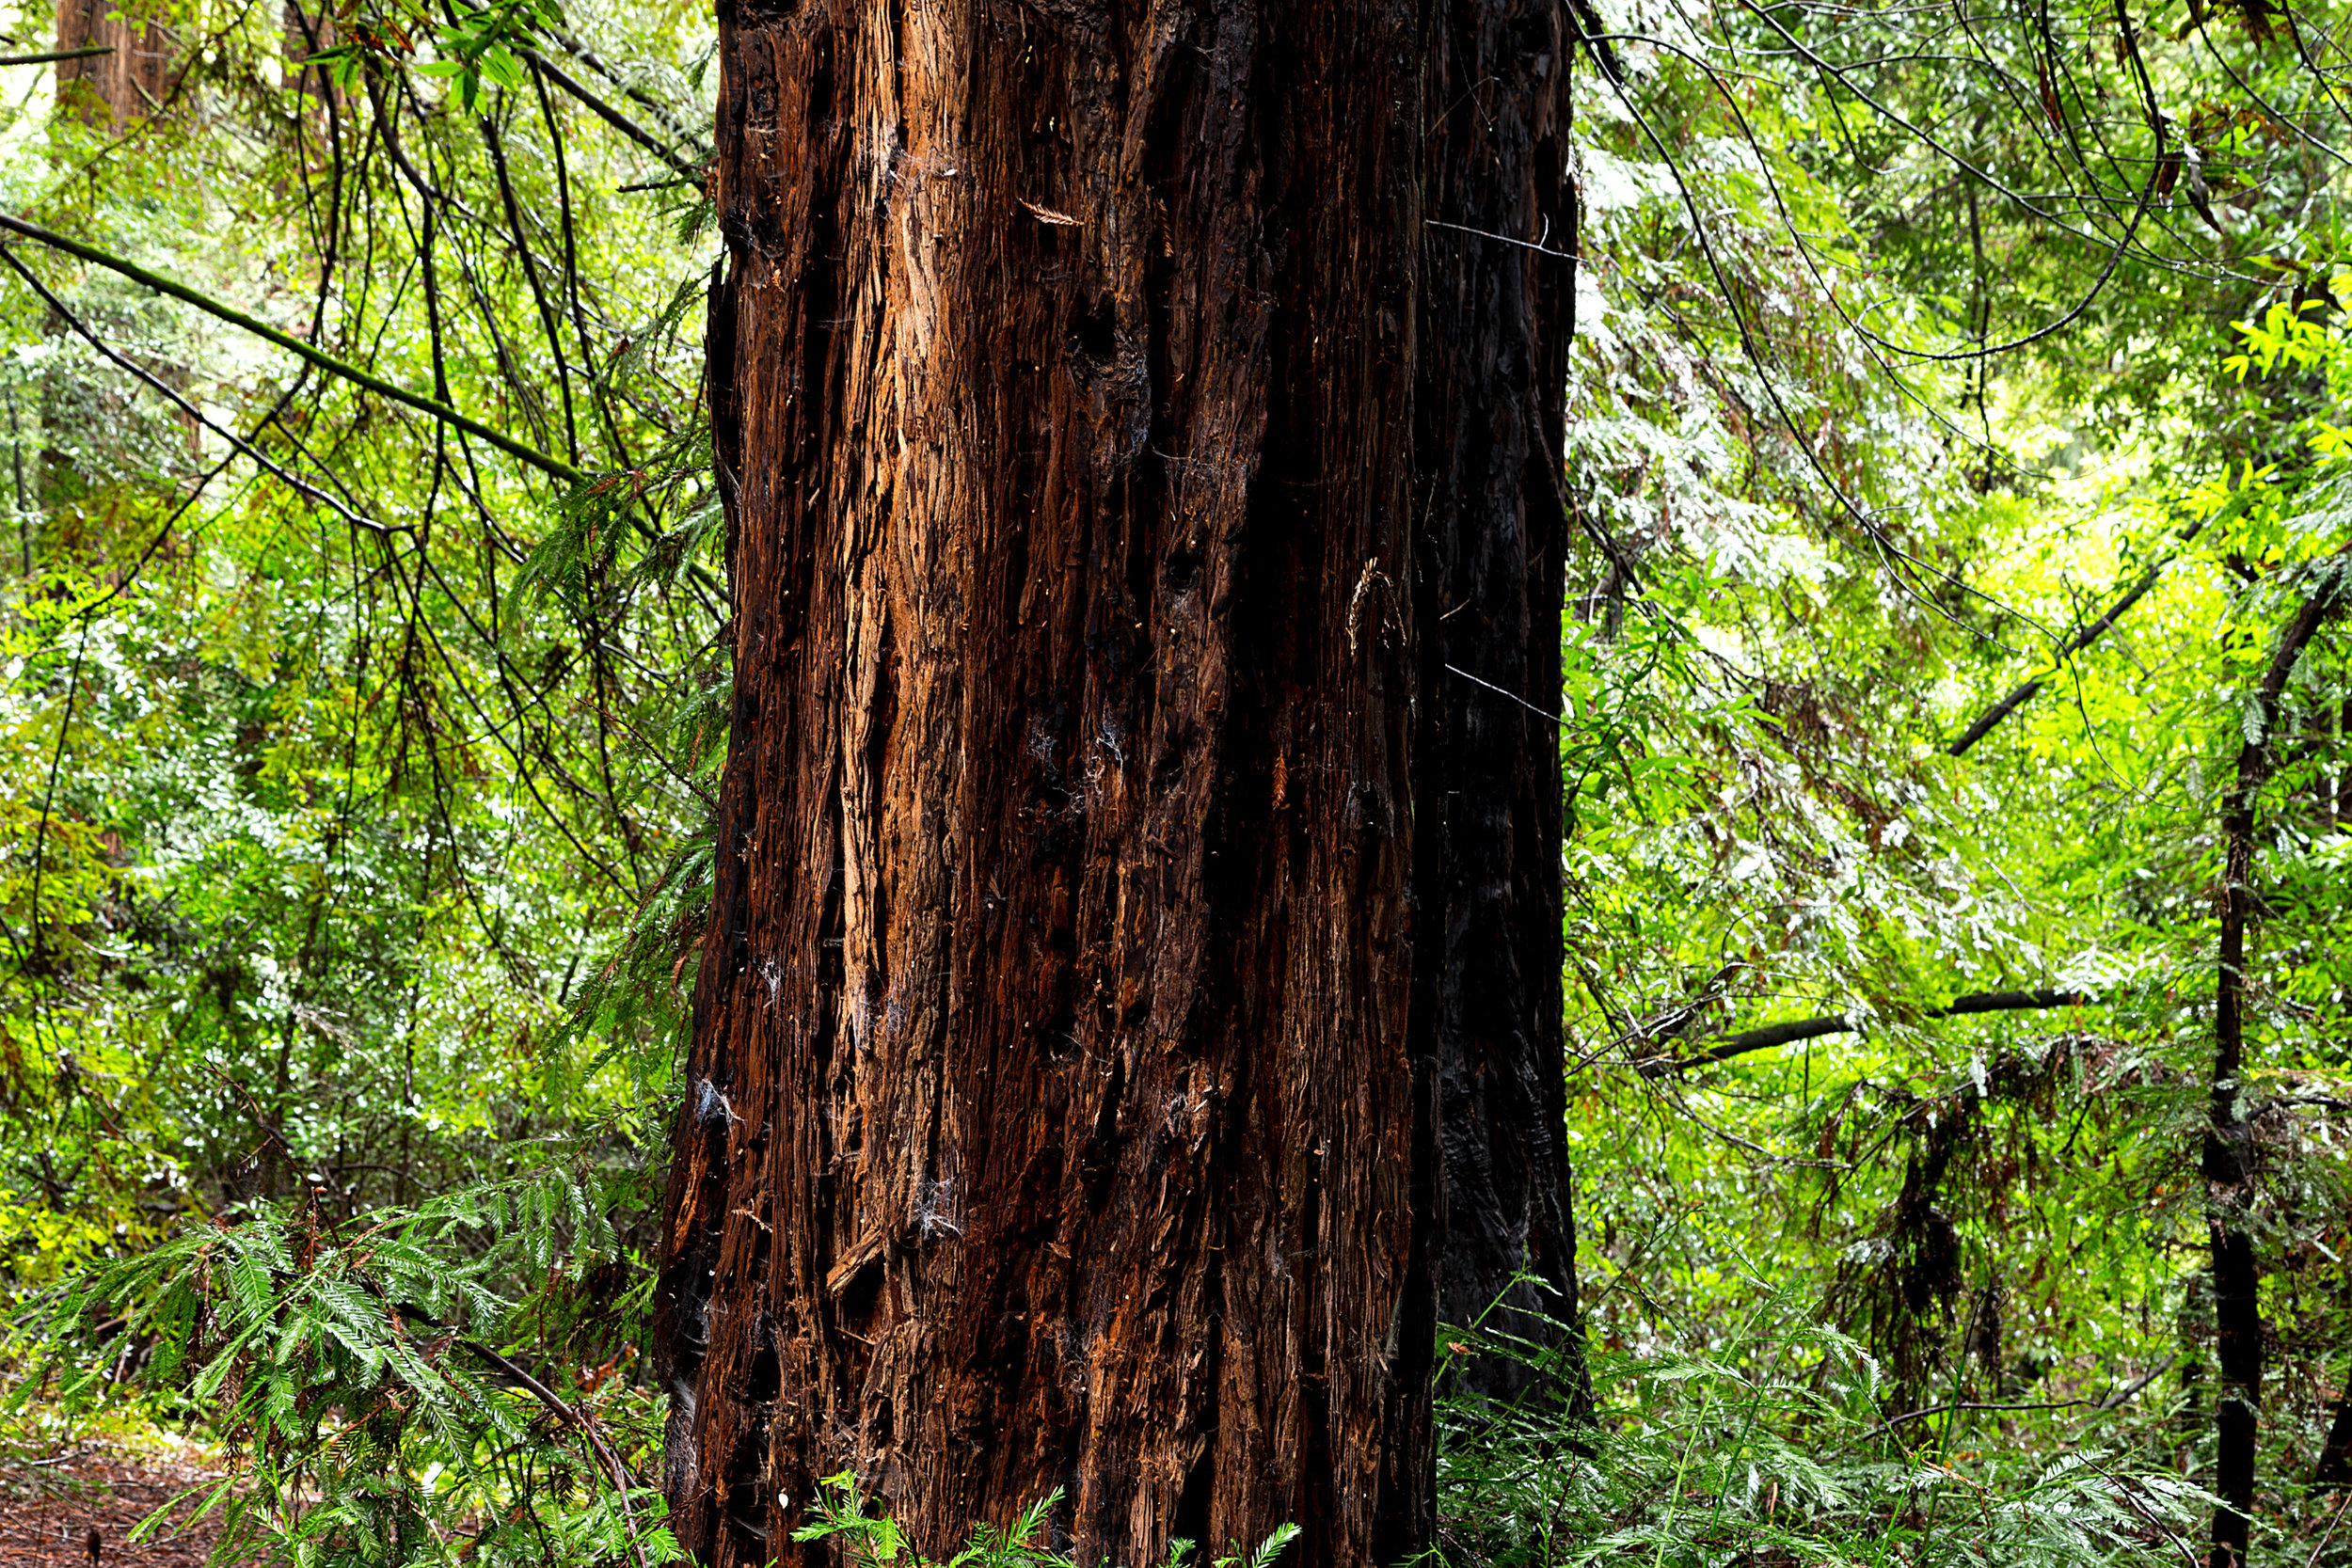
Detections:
2,1441,253,1568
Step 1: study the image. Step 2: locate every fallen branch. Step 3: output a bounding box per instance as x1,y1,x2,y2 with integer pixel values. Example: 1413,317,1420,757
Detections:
1873,1395,2097,1433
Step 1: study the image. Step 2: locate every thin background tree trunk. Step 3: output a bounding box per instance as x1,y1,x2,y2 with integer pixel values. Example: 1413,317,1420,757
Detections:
2207,576,2344,1568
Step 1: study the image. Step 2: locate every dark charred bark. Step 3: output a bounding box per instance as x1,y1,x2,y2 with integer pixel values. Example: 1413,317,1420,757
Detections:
656,1,1451,1564
2205,578,2344,1568
1416,0,1586,1411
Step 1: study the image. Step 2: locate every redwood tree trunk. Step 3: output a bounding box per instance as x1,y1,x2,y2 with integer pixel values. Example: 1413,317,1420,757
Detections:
1416,0,1586,1409
55,0,174,121
660,0,1590,1559
656,1,1436,1563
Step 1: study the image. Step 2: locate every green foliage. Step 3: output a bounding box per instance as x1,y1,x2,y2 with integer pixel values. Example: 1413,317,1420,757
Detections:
1438,1300,2206,1568
24,1164,676,1568
1540,12,2352,1560
791,1476,1302,1568
0,0,721,1257
0,0,719,1553
417,0,570,111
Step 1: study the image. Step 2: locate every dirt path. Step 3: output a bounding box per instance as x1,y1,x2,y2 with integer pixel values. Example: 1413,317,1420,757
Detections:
2,1447,256,1568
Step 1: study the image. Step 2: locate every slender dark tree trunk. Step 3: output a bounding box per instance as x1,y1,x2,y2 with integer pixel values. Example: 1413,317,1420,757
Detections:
282,2,344,113
1416,0,1587,1408
654,2,1455,1563
2206,580,2344,1568
2314,1374,2352,1488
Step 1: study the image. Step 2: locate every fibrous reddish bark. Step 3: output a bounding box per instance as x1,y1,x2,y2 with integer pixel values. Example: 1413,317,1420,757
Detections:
659,0,1595,1558
656,1,1438,1563
55,0,174,122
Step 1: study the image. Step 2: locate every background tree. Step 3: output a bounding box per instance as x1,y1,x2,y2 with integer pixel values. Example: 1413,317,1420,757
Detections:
55,0,175,122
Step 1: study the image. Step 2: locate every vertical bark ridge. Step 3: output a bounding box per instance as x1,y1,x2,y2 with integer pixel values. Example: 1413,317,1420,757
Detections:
657,0,1435,1563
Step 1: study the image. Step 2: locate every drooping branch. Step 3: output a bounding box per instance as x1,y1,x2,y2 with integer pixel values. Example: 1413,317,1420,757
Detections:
0,213,585,483
1648,987,2095,1073
0,245,393,539
546,29,713,156
1949,499,2241,755
517,48,704,182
